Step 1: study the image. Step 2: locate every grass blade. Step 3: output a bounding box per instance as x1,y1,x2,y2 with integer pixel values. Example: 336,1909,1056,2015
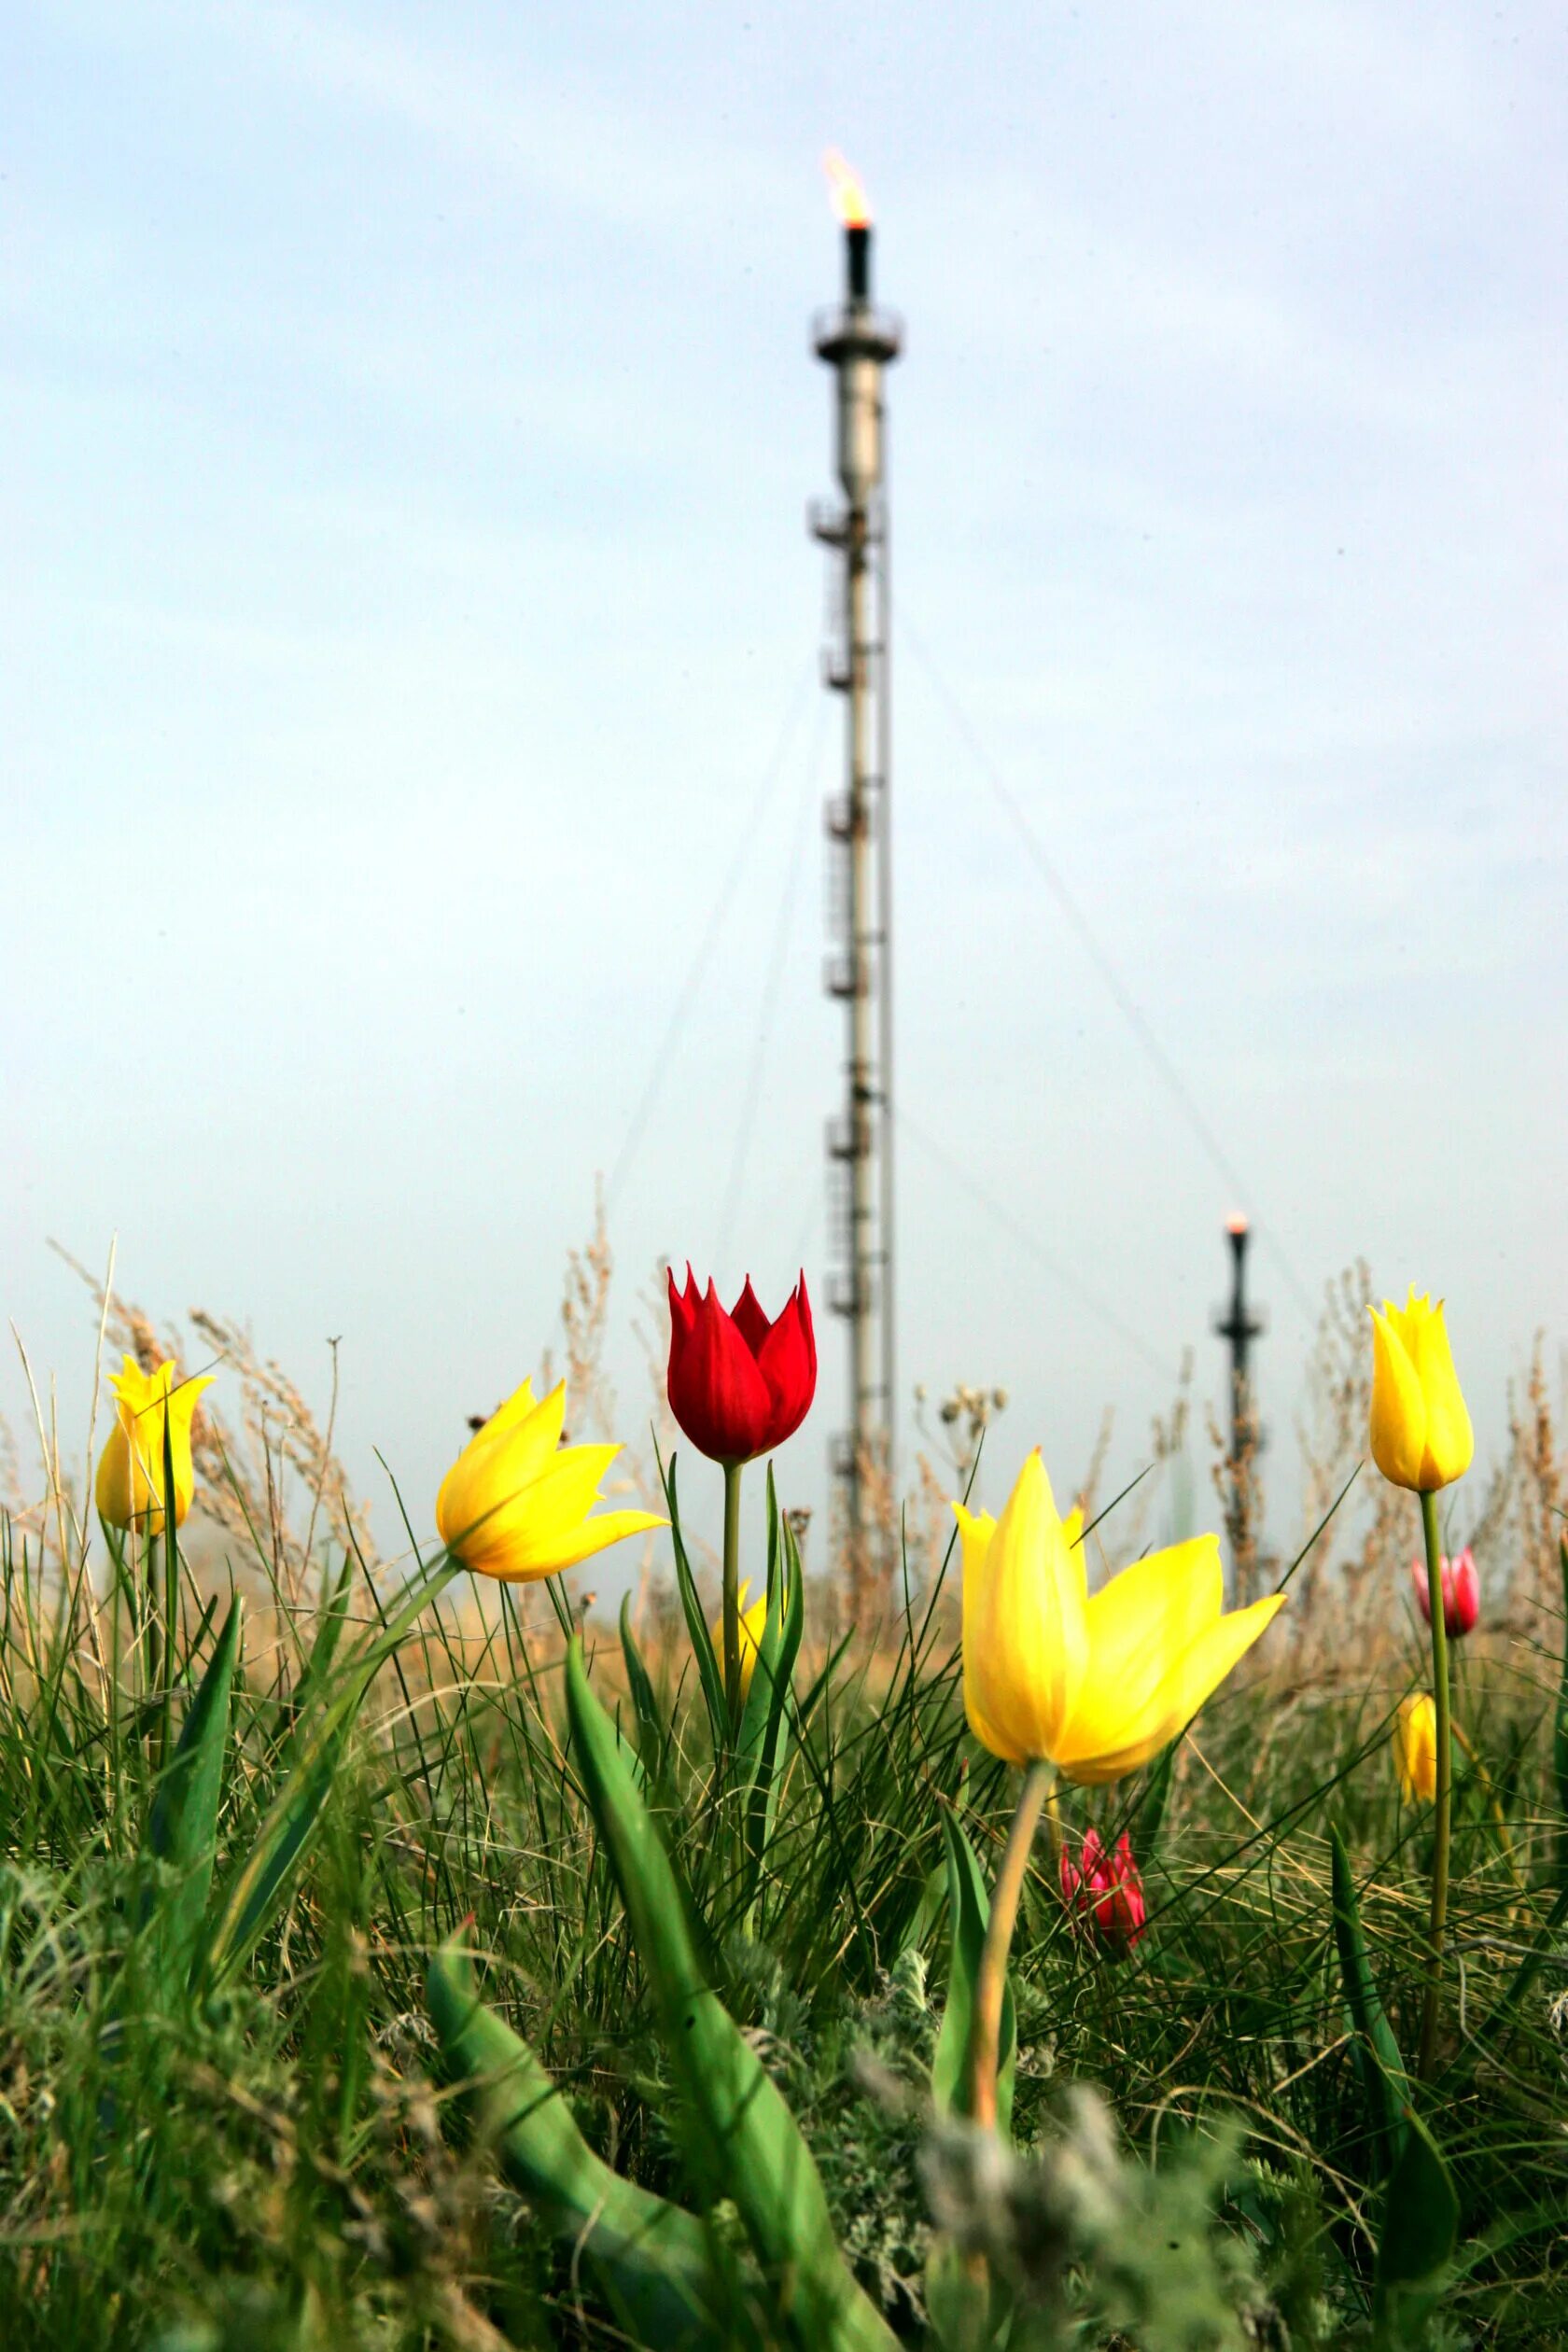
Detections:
1132,1742,1175,1859
142,1594,242,2000
203,1561,455,1987
284,1552,356,1728
203,1712,352,1989
1555,1535,1568,1882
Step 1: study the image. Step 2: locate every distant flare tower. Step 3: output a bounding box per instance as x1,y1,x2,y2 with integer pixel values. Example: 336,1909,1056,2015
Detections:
1213,1214,1267,1601
811,152,901,1589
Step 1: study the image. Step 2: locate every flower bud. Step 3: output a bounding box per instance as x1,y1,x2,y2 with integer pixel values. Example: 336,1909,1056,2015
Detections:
1410,1545,1479,1639
1368,1290,1473,1493
1393,1693,1439,1804
1059,1827,1146,1953
95,1356,212,1534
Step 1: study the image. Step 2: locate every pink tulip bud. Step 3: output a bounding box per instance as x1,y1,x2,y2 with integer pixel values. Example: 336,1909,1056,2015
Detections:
1410,1546,1479,1638
1059,1827,1146,1952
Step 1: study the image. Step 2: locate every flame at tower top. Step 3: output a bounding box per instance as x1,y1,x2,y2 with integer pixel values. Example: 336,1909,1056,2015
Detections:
822,147,872,229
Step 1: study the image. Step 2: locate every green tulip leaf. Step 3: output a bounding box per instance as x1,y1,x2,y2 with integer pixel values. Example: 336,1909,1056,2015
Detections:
141,1594,242,2001
1373,2101,1459,2328
1329,1825,1409,2179
737,1483,806,1909
620,1591,667,1782
659,1448,731,1760
427,1939,744,2348
931,1810,1016,2142
735,1462,788,1766
924,2232,1014,2351
564,1636,899,2352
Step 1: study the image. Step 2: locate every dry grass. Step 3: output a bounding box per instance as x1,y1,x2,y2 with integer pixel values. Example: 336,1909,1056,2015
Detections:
6,1216,1563,1715
2,1216,1565,2346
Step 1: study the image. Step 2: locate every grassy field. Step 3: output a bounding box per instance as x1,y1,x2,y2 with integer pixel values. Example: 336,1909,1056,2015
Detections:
1,1270,1565,2348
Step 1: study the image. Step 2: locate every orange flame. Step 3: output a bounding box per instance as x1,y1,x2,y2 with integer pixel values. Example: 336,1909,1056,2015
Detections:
823,147,871,230
1226,1211,1250,1237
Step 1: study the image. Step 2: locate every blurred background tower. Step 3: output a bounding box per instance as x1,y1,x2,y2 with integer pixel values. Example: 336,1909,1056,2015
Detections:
810,155,901,1599
1214,1214,1266,1602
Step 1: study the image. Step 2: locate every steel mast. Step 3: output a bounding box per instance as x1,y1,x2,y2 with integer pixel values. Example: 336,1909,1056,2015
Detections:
811,160,902,1594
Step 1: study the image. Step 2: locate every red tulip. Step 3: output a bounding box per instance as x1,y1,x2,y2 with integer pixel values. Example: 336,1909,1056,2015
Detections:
1410,1544,1479,1638
666,1267,817,1466
1059,1828,1146,1953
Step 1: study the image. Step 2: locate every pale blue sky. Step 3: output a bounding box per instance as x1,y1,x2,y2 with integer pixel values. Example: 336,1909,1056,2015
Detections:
5,1,1565,1577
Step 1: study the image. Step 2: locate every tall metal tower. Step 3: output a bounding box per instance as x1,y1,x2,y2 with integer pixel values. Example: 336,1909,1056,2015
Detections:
1213,1215,1266,1601
810,157,901,1585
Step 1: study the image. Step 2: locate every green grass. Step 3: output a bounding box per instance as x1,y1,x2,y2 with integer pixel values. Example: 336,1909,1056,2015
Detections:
1,1477,1566,2350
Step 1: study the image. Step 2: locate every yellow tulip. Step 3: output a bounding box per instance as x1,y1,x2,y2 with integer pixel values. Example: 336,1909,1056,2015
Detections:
95,1355,213,1534
1368,1290,1473,1493
711,1578,769,1702
1394,1692,1439,1803
957,1450,1283,1785
436,1378,665,1582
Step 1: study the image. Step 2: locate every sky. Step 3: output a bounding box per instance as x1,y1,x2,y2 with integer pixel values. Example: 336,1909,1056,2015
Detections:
5,0,1566,1586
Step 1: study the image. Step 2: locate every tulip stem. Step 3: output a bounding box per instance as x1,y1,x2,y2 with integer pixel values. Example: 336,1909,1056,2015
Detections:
155,1411,181,1776
972,1758,1052,2134
721,1461,744,1728
145,1530,163,1721
1043,1785,1064,1871
1417,1487,1453,2079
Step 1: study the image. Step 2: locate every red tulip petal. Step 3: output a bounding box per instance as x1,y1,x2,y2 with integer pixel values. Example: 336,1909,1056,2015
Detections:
666,1279,775,1462
730,1275,773,1358
796,1271,817,1378
1410,1555,1433,1621
755,1275,817,1446
671,1266,701,1337
667,1266,696,1383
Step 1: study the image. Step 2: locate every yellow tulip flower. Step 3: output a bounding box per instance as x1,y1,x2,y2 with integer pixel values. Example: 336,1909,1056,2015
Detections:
436,1378,665,1582
957,1451,1283,1785
711,1578,769,1702
1368,1290,1473,1493
1394,1692,1439,1803
95,1355,213,1534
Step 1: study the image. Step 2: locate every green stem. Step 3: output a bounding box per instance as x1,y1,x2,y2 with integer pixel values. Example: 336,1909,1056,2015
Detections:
145,1529,163,1729
1417,1486,1453,2079
106,1525,122,1792
721,1461,743,1728
972,1758,1052,2133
